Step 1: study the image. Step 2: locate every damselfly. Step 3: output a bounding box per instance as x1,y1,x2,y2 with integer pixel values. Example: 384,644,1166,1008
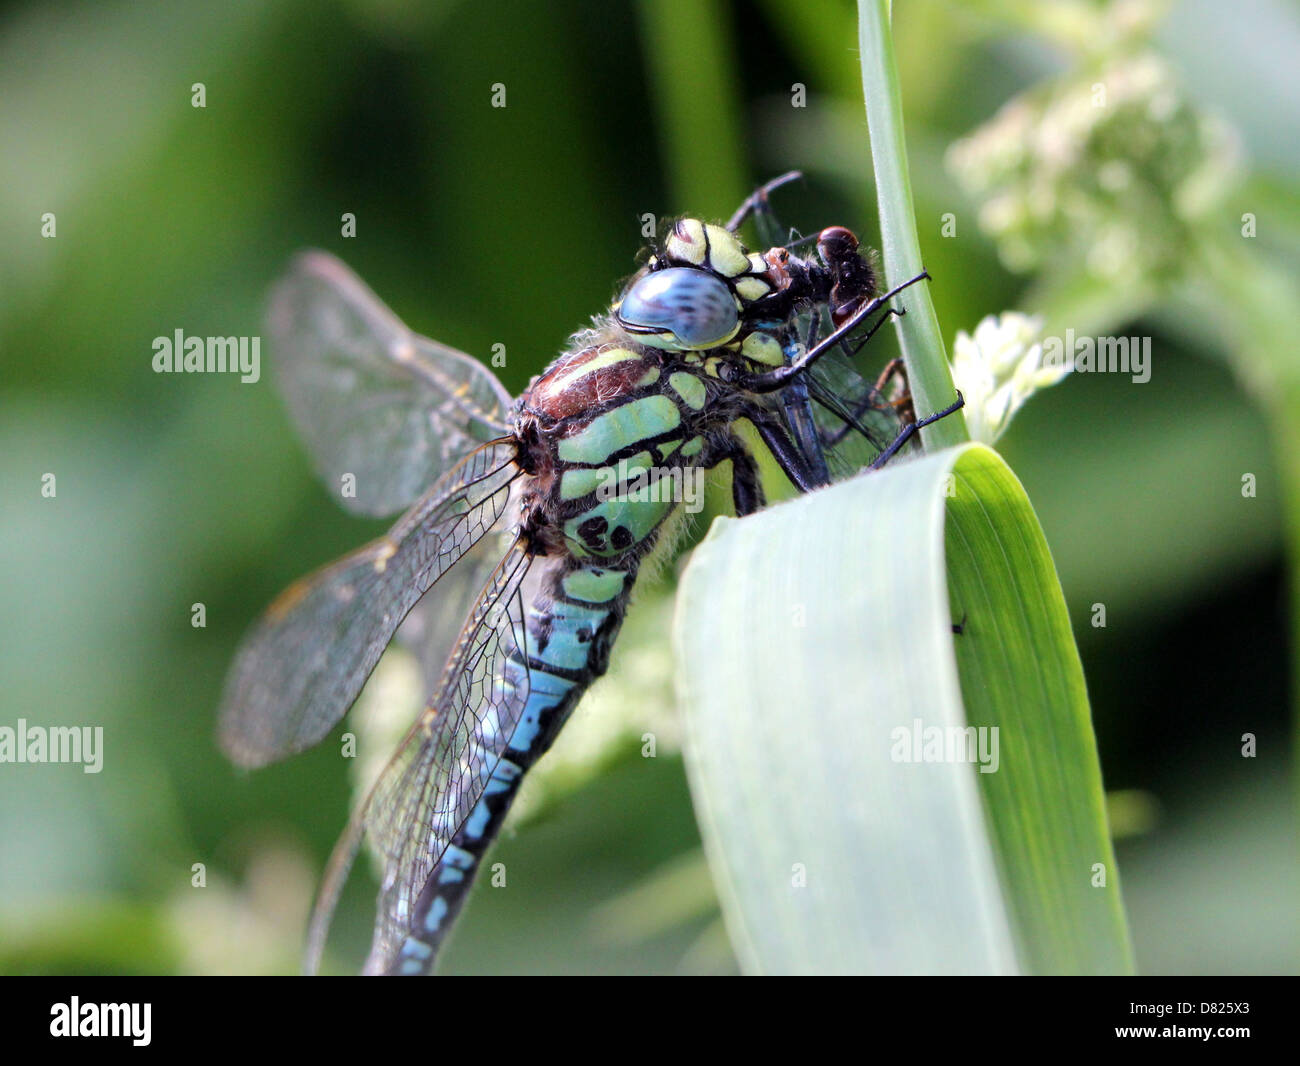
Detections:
218,174,963,974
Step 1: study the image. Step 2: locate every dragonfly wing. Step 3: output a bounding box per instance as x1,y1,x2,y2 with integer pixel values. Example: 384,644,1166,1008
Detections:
269,250,515,517
806,348,906,478
218,441,522,768
395,523,516,697
304,540,535,975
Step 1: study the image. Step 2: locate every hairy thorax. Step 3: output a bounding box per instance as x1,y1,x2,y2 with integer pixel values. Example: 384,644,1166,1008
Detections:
511,319,749,565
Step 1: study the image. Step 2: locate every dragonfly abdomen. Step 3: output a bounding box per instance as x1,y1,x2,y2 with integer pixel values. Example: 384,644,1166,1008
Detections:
387,335,726,973
387,558,634,975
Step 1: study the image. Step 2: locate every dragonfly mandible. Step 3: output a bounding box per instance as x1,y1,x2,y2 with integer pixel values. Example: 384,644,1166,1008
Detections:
218,173,963,975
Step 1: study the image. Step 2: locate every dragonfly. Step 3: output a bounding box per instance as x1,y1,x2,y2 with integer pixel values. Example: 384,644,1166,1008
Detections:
218,173,963,975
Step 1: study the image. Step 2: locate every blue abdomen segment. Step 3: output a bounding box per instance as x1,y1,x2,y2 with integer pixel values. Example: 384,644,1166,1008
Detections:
389,560,633,974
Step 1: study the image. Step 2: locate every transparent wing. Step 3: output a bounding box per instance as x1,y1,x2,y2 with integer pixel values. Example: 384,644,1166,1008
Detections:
218,441,522,768
269,250,514,517
304,540,536,974
805,348,909,478
395,528,512,696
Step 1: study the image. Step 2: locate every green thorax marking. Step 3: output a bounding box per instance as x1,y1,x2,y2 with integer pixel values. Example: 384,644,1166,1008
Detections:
557,394,681,466
560,450,653,501
668,371,707,411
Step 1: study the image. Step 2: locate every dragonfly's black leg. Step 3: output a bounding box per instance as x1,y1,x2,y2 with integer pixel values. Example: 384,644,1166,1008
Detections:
709,436,766,516
726,171,803,234
783,303,907,464
951,611,968,636
847,307,904,365
749,412,829,493
855,311,905,362
740,272,930,394
867,391,966,471
835,301,880,363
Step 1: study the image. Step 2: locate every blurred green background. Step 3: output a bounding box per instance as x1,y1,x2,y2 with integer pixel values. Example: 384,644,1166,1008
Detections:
1,0,1296,974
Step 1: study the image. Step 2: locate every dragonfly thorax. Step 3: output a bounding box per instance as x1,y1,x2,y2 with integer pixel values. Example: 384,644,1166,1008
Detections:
515,324,749,565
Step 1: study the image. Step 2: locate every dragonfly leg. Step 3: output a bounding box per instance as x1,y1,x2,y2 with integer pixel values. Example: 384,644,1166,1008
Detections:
867,391,966,471
750,412,829,493
828,303,903,371
853,310,905,362
740,272,930,394
710,437,765,516
819,348,917,452
726,171,803,234
804,310,820,351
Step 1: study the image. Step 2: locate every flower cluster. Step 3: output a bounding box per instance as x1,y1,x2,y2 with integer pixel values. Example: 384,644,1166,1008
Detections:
950,312,1070,444
946,52,1239,286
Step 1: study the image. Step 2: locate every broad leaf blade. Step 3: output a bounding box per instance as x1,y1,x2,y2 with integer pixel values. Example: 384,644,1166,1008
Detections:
673,443,1132,974
945,447,1134,974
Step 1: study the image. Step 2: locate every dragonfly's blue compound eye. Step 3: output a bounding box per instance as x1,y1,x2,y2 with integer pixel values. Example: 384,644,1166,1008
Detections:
616,267,740,351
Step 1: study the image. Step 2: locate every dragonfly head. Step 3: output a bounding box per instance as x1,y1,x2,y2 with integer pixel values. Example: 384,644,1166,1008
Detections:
614,218,778,351
614,265,739,350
